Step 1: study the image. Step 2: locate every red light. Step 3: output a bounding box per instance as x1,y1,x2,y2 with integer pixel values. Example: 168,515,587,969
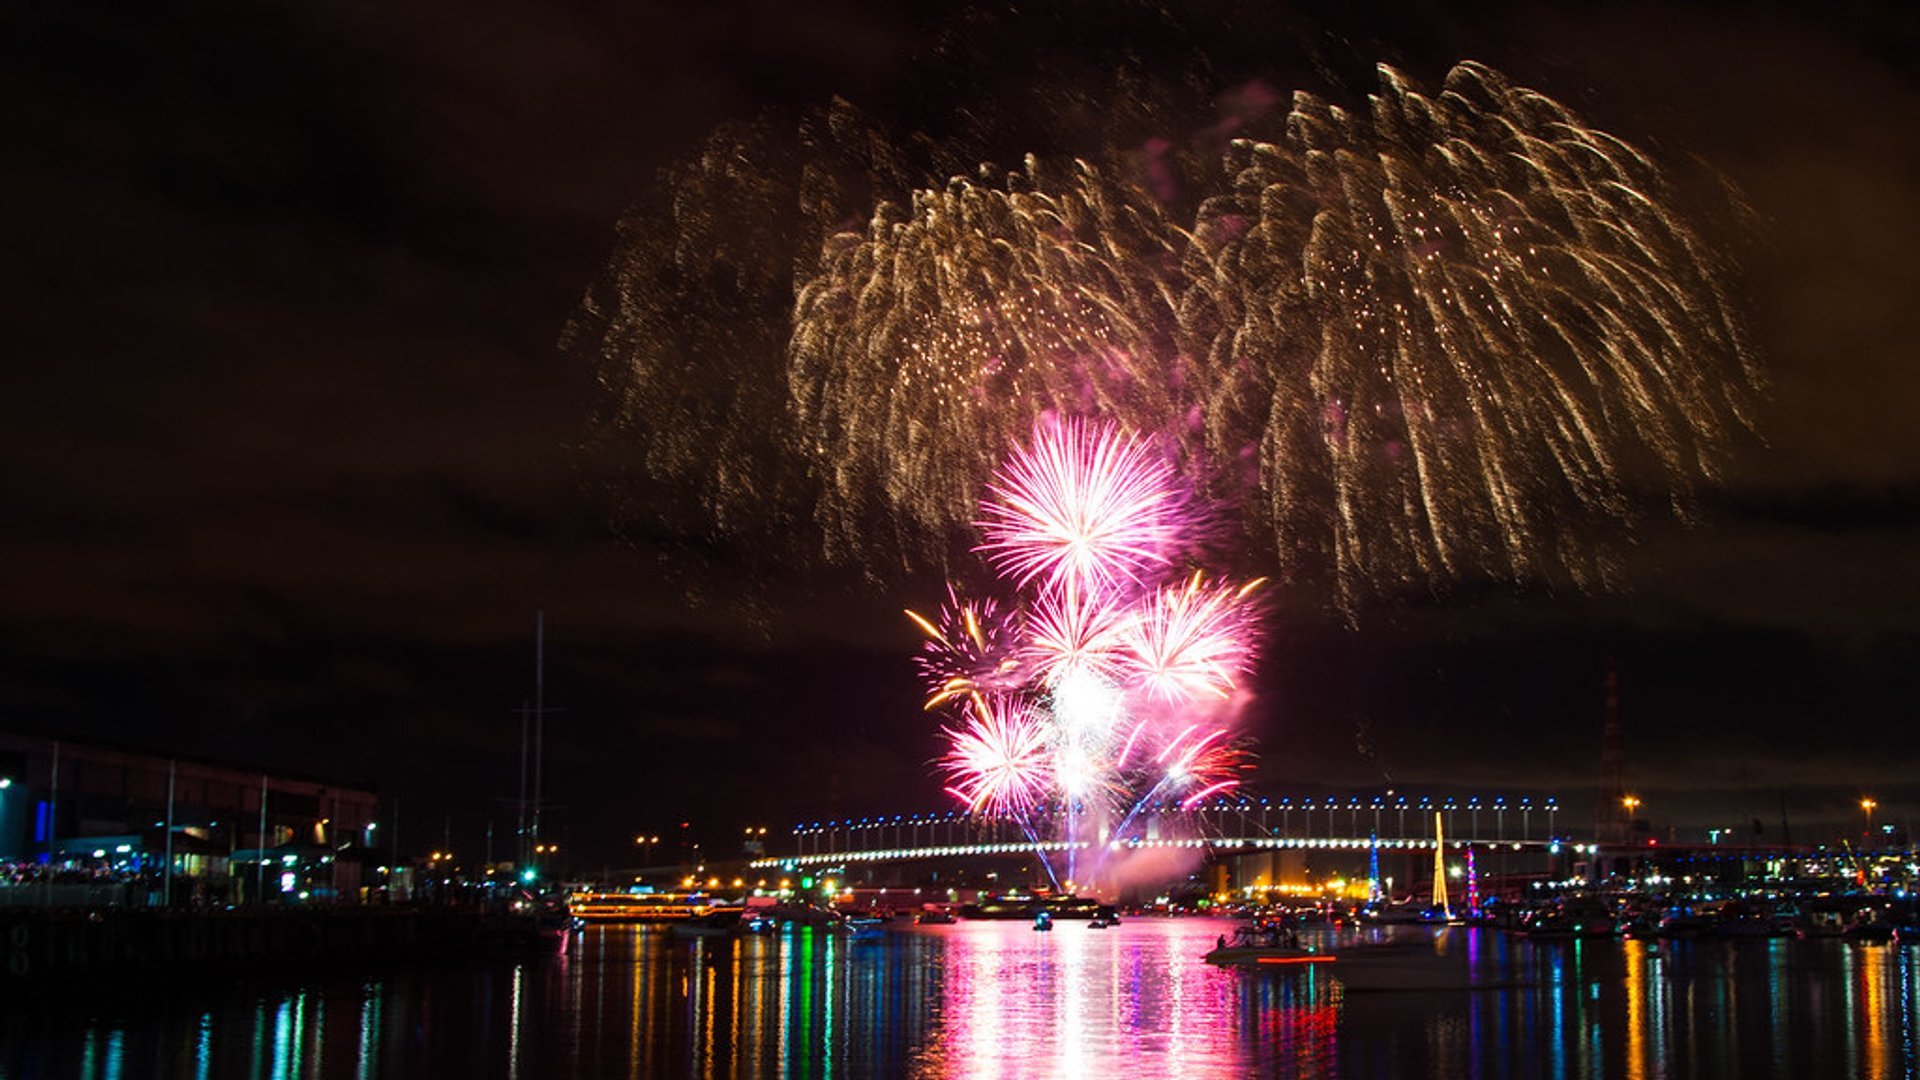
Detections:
1255,955,1335,965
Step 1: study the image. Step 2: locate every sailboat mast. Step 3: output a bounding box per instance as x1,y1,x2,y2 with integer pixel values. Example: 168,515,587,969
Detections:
516,701,528,868
532,611,545,858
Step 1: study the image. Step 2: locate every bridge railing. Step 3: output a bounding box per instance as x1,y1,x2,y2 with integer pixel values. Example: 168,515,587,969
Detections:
776,794,1562,865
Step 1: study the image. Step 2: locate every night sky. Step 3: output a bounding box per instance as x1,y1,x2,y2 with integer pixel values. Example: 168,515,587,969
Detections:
4,1,1915,868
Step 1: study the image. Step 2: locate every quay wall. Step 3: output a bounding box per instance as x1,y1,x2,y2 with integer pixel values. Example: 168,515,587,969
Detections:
0,908,545,986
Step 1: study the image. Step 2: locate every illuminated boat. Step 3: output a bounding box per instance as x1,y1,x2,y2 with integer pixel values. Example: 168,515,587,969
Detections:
844,911,887,937
959,893,1103,920
567,891,721,923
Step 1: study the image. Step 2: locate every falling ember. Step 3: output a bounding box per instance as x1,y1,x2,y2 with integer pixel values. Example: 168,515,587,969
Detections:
584,61,1760,613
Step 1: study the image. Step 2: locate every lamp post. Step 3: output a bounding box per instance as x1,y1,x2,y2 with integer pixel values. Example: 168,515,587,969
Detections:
1862,799,1878,850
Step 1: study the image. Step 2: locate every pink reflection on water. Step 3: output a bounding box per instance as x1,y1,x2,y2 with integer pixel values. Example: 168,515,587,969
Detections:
915,917,1336,1076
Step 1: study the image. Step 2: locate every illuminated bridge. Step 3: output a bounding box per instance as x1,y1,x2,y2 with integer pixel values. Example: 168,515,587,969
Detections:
751,794,1565,870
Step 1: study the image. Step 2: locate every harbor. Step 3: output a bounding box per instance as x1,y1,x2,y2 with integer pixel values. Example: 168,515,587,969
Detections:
6,914,1919,1077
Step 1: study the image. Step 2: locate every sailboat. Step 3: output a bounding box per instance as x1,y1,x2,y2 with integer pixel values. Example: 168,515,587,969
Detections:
1357,813,1459,926
1432,812,1458,924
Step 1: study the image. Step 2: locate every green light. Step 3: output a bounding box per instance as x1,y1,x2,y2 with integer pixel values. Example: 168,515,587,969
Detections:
521,869,537,883
800,876,814,889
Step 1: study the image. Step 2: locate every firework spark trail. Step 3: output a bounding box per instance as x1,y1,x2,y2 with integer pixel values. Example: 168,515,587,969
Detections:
567,123,802,538
1181,61,1760,602
583,64,1757,608
789,157,1201,565
772,62,1761,608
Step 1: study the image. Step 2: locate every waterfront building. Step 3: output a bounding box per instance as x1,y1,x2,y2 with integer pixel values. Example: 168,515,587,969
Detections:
0,727,379,905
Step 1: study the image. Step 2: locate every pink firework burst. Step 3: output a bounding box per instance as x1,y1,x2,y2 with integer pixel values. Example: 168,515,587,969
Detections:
907,590,1024,708
939,695,1052,817
975,417,1185,596
1155,728,1249,809
1023,585,1131,687
1120,573,1264,703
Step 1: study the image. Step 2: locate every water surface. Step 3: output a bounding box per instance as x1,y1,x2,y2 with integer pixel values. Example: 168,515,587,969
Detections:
5,918,1918,1077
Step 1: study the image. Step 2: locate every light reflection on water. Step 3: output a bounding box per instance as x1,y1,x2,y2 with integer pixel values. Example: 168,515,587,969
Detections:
5,920,1920,1077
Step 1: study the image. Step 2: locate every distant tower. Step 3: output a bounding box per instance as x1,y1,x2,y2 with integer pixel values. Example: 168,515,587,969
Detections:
1594,661,1629,844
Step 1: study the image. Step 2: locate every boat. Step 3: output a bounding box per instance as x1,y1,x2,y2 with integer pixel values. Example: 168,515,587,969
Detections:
1844,907,1898,943
761,902,847,929
569,891,721,923
1033,911,1053,932
961,893,1103,920
914,909,957,925
1204,942,1330,968
1325,941,1500,992
1649,907,1708,938
1518,897,1619,939
1357,901,1454,926
1698,900,1789,938
844,911,887,938
1203,923,1331,968
670,908,745,938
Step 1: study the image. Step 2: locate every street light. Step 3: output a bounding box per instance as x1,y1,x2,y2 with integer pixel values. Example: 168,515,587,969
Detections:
1862,799,1878,848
